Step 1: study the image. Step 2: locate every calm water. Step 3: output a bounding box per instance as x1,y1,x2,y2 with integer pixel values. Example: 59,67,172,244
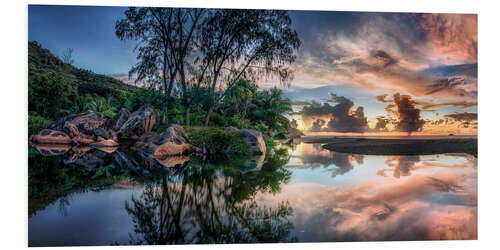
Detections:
28,142,477,246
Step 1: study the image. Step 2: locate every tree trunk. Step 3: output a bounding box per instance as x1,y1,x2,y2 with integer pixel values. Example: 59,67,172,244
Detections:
203,107,213,126
184,104,191,126
162,69,177,125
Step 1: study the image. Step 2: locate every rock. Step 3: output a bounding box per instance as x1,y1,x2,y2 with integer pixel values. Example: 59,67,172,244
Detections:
46,114,80,131
93,127,118,142
154,142,192,158
133,124,192,158
67,112,114,134
90,139,119,148
63,121,79,137
72,133,95,145
118,104,157,139
113,108,130,130
48,112,113,135
239,129,266,155
30,129,72,144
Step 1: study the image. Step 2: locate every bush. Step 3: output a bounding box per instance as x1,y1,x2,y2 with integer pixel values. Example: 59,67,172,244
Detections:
207,112,228,127
101,109,116,118
28,71,79,119
126,88,164,111
28,113,52,135
227,114,252,129
187,127,249,160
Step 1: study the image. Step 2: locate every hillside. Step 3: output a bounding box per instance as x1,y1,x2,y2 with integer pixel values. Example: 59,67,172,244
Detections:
28,41,138,93
28,41,141,121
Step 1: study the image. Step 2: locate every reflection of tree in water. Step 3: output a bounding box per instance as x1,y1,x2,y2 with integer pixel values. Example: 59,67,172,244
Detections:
123,150,296,244
378,156,421,178
299,144,364,178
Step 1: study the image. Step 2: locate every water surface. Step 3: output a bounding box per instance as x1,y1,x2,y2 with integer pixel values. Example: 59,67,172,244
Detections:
28,142,477,246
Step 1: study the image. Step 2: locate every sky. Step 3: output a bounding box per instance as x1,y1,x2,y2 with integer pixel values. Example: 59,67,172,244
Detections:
28,5,478,134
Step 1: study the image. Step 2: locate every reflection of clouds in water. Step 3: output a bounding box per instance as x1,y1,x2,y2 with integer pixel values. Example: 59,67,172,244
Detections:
264,146,477,241
377,153,476,179
287,143,364,178
378,155,421,178
258,174,476,241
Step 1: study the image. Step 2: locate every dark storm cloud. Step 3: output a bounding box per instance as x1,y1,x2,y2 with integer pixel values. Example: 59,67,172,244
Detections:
324,93,368,132
310,119,326,132
376,93,477,110
444,112,478,128
377,93,425,133
298,93,369,132
374,116,390,131
371,50,398,67
426,76,473,95
392,94,425,133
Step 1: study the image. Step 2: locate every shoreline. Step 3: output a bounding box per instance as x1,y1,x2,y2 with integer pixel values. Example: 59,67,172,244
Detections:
298,136,478,157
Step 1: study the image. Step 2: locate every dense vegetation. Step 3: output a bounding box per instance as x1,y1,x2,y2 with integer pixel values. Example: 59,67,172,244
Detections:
28,40,301,145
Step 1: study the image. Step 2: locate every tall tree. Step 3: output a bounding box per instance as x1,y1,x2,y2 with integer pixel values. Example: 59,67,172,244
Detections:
169,8,204,126
197,9,301,126
115,7,178,124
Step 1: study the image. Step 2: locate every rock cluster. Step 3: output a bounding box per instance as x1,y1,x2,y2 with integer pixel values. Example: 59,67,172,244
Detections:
29,104,157,150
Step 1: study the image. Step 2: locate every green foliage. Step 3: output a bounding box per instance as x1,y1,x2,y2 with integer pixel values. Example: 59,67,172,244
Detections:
28,113,52,135
227,114,252,129
187,127,249,160
248,88,293,135
126,88,164,111
28,71,79,119
207,112,229,127
28,41,137,120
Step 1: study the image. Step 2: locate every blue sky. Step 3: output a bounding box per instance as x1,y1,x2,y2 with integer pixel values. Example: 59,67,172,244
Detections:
29,5,137,74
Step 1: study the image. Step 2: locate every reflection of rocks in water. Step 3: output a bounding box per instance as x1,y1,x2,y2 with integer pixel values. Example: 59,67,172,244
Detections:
156,156,189,168
378,156,421,178
240,154,265,173
30,144,71,156
113,151,152,177
30,141,190,177
64,150,110,170
156,156,190,176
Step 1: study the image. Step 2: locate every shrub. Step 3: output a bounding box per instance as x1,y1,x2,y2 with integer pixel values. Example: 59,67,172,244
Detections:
227,114,252,129
28,113,52,135
28,71,79,119
101,109,116,118
207,112,228,127
187,127,249,160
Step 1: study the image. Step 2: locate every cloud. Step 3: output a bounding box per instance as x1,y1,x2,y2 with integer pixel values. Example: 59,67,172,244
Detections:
417,13,477,63
444,112,478,128
310,118,326,132
298,93,369,132
291,12,477,103
384,93,425,133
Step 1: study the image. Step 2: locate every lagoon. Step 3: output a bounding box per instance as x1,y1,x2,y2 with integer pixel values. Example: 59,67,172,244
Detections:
28,142,477,246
